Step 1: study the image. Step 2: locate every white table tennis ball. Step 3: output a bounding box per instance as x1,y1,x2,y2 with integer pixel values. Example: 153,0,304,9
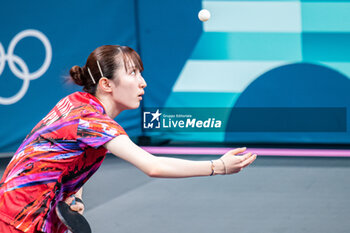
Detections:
198,9,211,22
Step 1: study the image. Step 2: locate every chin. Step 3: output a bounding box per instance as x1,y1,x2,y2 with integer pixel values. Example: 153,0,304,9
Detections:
128,103,140,110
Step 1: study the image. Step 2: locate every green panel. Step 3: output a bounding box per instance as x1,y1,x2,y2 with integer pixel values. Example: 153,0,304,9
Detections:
204,0,350,2
167,132,225,142
146,132,225,142
204,0,299,2
302,2,350,32
302,33,350,61
302,0,350,2
165,92,241,107
191,32,302,61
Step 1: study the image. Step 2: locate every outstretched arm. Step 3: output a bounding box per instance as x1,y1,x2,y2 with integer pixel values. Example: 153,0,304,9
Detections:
104,135,256,178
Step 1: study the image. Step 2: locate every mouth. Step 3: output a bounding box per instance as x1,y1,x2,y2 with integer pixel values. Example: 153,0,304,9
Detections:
138,92,144,100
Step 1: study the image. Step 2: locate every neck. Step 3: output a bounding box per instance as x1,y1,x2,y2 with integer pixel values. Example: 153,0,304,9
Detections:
95,94,123,119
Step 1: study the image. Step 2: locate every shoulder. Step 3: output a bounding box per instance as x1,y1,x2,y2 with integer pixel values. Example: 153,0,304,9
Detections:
65,92,104,117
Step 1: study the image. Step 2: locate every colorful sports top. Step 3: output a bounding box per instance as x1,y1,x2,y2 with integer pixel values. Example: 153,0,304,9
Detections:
0,92,127,233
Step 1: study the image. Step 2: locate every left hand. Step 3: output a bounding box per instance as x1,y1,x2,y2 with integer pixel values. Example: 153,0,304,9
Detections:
64,196,85,215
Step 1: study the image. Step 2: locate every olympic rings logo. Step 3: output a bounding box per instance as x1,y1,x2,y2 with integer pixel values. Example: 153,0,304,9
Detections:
0,29,52,105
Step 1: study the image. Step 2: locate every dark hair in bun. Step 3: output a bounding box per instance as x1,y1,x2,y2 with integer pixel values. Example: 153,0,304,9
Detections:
69,65,84,86
69,45,143,95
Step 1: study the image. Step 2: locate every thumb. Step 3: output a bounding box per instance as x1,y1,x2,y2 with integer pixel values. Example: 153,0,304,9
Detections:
228,147,247,155
70,204,80,211
70,202,84,213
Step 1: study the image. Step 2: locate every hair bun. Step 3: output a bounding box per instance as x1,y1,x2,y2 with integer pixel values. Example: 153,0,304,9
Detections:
69,65,84,86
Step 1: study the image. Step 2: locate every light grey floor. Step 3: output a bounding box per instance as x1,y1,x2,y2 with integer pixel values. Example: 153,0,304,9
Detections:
83,155,350,233
1,154,350,233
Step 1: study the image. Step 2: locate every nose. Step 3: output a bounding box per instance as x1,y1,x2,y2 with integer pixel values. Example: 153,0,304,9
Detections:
139,75,147,88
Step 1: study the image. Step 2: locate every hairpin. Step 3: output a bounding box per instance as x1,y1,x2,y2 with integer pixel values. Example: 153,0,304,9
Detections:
87,67,96,84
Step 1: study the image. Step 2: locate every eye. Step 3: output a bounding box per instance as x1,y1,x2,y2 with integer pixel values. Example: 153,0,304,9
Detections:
130,69,141,77
130,69,136,76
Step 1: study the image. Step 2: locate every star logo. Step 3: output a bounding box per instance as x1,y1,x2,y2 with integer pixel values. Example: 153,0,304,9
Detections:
143,109,162,129
150,109,162,122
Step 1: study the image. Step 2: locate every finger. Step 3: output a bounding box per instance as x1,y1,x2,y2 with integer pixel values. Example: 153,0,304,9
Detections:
240,152,255,160
70,203,84,212
241,154,257,168
228,147,247,155
70,204,78,211
238,152,252,161
65,196,75,205
70,206,84,213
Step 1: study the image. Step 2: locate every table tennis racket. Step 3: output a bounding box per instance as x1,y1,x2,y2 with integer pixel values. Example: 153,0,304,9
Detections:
56,200,91,233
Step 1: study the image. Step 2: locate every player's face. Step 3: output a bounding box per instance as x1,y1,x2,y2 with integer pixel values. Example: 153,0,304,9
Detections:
110,60,146,110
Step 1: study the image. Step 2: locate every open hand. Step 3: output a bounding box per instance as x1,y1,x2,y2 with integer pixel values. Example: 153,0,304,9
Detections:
218,147,257,174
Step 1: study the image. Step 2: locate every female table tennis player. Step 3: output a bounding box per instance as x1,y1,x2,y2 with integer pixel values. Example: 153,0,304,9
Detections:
0,45,257,233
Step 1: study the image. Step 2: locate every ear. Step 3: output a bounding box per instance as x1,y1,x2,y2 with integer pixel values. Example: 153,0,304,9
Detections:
98,77,112,93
